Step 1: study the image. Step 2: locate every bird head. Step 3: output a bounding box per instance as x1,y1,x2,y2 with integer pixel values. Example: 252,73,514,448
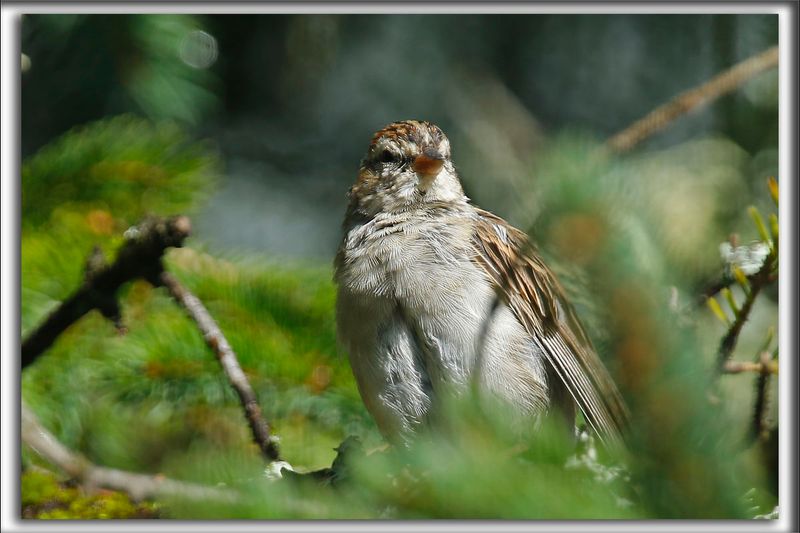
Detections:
350,120,466,216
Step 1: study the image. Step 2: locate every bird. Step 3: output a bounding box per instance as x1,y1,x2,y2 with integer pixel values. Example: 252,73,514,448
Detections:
334,120,628,446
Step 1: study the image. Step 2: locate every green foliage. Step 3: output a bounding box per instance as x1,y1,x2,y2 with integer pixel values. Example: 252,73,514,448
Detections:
22,114,217,230
22,469,159,519
348,400,638,519
22,249,371,475
530,136,779,516
21,115,218,335
21,115,371,485
163,397,643,520
528,133,754,291
125,15,219,124
21,115,778,518
22,14,219,139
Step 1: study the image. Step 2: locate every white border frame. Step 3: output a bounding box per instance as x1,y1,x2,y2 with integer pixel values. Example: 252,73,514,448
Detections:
2,3,796,532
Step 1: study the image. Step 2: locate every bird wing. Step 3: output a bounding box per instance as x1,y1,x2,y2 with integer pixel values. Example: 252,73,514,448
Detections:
470,207,629,445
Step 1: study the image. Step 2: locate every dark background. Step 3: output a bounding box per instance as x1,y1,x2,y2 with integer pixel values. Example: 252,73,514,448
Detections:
21,14,779,259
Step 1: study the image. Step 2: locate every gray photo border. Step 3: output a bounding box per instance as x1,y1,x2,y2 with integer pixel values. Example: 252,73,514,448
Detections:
1,3,797,532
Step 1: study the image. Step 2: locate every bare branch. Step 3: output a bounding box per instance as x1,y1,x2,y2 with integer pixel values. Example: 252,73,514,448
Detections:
752,351,776,442
159,271,282,463
608,46,778,153
21,215,192,369
21,214,282,464
721,360,778,375
22,402,237,503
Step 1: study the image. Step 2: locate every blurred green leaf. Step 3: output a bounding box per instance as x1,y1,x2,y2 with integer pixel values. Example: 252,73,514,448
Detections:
747,206,771,248
22,114,218,230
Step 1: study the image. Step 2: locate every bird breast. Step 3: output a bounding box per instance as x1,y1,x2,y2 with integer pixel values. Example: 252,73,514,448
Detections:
335,207,550,440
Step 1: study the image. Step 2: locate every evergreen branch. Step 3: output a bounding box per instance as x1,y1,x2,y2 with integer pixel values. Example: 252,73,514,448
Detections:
608,46,779,153
22,402,237,503
21,214,282,463
21,215,192,369
159,271,282,463
714,249,777,376
697,270,777,308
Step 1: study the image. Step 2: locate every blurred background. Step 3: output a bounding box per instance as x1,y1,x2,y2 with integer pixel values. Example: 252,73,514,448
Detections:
22,14,779,259
20,14,779,519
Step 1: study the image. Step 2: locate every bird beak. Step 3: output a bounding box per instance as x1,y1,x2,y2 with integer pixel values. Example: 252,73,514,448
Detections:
413,149,445,192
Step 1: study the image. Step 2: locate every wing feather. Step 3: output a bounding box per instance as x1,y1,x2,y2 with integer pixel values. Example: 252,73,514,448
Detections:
470,208,629,445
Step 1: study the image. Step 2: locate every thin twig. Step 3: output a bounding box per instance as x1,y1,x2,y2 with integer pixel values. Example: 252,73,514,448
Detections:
714,249,777,376
22,214,282,464
696,270,777,308
752,350,776,442
21,215,192,369
721,359,778,375
159,271,282,463
22,402,237,503
608,46,779,153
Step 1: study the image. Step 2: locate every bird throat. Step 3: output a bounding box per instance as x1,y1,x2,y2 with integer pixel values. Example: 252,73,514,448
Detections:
417,173,437,193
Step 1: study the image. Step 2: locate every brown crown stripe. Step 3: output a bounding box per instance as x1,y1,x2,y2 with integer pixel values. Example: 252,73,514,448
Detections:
370,120,441,147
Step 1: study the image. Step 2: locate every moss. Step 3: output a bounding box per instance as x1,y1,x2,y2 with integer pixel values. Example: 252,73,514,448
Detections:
21,469,160,519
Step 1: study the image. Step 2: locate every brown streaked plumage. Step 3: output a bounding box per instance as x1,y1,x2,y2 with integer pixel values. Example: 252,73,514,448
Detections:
471,208,629,443
335,120,628,446
369,119,444,149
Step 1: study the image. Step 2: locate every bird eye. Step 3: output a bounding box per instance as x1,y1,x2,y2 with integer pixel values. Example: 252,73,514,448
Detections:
378,149,400,164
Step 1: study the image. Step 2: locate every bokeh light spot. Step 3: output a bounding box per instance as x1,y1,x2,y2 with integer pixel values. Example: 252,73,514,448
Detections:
179,30,218,70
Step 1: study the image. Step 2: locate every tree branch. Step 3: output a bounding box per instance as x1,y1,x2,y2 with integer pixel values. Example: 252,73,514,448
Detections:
714,247,777,376
21,214,282,464
752,350,776,442
22,402,237,503
21,215,192,369
696,270,777,308
159,271,283,463
721,359,778,375
608,46,779,153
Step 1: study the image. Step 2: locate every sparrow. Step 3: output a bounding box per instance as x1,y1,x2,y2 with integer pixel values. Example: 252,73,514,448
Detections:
334,120,628,446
